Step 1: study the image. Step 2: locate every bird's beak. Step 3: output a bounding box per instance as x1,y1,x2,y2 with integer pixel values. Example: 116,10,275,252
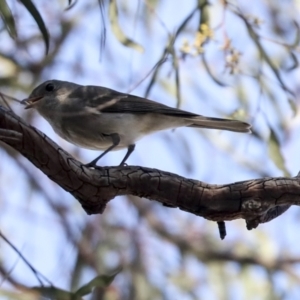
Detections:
20,96,43,109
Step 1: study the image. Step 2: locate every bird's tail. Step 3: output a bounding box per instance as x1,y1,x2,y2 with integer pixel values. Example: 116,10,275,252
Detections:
187,116,251,133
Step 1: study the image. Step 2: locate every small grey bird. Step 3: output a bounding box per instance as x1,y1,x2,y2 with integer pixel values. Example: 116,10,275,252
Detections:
21,80,251,167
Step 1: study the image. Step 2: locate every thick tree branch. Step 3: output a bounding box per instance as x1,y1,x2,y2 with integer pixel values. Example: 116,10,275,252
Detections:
0,105,295,228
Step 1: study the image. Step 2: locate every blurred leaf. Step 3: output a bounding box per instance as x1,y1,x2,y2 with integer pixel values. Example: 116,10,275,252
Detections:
284,52,298,72
65,0,78,11
109,0,144,52
198,0,210,29
288,98,297,116
74,272,119,296
0,56,18,77
19,0,49,54
160,79,176,98
0,0,17,38
290,21,300,48
268,129,290,176
32,286,81,300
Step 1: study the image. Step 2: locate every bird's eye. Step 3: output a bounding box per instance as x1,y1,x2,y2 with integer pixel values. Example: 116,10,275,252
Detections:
45,83,55,92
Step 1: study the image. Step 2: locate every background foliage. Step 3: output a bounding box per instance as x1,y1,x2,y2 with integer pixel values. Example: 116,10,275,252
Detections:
1,0,300,299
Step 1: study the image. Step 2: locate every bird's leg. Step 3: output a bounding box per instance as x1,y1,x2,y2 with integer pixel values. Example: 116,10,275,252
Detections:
119,144,135,166
85,133,120,167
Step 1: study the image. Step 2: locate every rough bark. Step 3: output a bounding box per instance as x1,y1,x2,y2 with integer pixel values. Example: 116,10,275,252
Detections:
0,105,294,229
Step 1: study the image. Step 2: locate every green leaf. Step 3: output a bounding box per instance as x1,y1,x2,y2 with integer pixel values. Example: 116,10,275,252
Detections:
32,286,82,300
74,272,119,297
288,98,297,116
268,129,290,177
198,0,210,28
0,0,17,38
19,0,50,54
109,0,144,53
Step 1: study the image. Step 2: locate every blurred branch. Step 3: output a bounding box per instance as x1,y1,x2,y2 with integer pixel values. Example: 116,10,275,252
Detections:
145,2,204,100
0,104,297,231
236,10,294,97
0,232,51,286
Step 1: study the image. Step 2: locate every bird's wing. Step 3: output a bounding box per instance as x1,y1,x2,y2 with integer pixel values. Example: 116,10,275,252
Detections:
73,85,199,117
68,85,251,133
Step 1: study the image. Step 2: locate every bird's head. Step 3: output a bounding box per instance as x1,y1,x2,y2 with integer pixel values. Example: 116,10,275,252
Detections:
21,80,79,111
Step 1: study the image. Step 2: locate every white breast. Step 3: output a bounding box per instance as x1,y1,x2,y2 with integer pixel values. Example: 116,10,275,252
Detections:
41,111,187,151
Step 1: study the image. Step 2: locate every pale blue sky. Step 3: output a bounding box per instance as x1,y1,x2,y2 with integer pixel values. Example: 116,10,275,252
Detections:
1,0,300,299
